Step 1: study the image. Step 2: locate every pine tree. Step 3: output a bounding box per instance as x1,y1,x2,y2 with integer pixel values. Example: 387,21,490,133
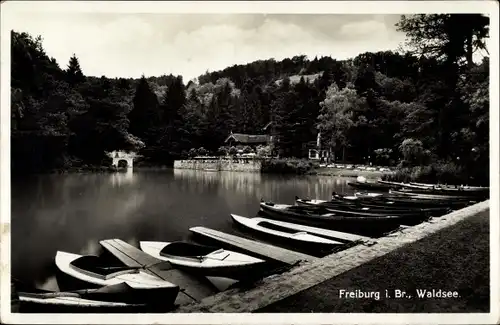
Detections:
158,76,188,160
66,54,85,85
128,75,160,143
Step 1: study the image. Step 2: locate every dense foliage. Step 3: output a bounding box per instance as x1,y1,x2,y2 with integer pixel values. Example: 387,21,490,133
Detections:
261,158,317,175
10,14,490,184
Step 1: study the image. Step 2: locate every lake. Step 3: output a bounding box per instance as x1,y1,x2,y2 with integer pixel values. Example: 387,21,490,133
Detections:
11,169,356,291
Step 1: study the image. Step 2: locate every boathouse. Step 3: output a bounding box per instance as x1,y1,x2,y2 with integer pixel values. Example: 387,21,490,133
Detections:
224,133,271,147
224,122,274,149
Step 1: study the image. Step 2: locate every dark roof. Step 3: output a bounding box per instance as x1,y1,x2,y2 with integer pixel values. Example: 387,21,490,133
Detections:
225,133,271,144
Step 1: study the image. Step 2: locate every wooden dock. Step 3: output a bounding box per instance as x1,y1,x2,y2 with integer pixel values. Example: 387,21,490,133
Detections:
99,239,218,305
189,227,317,265
100,239,160,267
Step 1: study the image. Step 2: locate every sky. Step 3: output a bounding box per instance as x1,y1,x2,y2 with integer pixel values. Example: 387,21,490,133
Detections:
6,11,410,81
3,0,494,83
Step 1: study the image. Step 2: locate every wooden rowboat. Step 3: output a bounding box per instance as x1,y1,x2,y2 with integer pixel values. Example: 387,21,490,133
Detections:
258,201,418,236
231,214,343,248
16,283,156,313
55,251,180,306
139,241,266,280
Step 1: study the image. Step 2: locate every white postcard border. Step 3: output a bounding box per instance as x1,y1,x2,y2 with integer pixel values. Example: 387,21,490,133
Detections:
1,1,498,324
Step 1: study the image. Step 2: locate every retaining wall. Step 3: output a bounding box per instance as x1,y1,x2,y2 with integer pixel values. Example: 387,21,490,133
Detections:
173,159,261,172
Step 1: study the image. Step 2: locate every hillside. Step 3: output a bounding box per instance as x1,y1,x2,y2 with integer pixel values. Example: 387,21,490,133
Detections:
10,14,490,185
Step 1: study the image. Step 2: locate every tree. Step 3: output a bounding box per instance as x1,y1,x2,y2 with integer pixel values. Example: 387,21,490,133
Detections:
239,80,261,133
456,57,489,183
128,76,160,143
271,77,301,157
66,54,85,85
183,88,204,150
317,84,361,162
396,14,489,159
10,25,490,185
399,138,428,166
396,14,489,69
157,76,189,162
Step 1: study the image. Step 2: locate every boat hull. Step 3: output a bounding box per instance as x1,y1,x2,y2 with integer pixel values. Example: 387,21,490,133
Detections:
139,241,268,280
17,295,154,313
295,197,450,217
347,181,398,191
331,193,472,209
54,251,180,307
379,180,489,197
13,281,176,313
231,214,343,253
389,190,482,201
259,202,411,237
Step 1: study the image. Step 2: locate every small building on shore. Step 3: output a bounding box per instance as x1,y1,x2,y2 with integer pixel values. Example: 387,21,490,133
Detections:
308,132,331,162
224,132,272,148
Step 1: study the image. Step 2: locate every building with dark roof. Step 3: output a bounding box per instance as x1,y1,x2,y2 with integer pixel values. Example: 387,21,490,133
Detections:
224,132,272,147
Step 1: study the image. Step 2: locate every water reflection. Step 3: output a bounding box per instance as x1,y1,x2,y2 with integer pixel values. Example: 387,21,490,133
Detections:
35,275,59,292
173,169,352,202
78,239,102,256
109,169,136,187
12,169,353,289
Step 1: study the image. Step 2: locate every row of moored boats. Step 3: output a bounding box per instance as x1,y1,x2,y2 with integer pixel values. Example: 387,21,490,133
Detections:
13,179,488,313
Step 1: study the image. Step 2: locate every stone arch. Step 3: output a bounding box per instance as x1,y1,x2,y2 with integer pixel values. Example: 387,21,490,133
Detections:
107,150,136,169
112,157,133,169
117,159,129,168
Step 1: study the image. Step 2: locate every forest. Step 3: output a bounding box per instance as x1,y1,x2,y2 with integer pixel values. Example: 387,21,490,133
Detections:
10,14,490,185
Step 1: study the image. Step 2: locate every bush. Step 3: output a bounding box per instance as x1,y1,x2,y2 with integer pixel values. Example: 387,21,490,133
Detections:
217,146,229,156
256,145,272,157
242,145,253,154
228,146,238,156
382,162,469,185
373,148,393,166
261,158,315,175
197,147,208,156
398,138,432,166
187,148,197,158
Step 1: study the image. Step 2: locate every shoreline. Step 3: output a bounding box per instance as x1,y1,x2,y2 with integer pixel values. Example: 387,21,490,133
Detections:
176,200,490,313
13,162,483,187
312,167,393,178
12,164,393,178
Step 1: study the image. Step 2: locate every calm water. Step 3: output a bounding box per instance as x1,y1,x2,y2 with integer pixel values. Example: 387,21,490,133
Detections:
11,169,354,291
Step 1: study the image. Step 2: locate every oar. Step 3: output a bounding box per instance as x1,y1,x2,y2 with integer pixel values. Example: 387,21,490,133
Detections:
97,266,143,271
196,253,231,261
97,261,168,271
21,291,82,299
19,284,125,300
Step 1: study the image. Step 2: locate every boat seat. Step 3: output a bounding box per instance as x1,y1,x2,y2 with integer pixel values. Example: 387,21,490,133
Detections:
257,221,298,234
69,256,140,280
160,242,221,258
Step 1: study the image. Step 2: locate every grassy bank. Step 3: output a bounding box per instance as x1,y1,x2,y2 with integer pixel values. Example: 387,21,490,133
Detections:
381,162,488,186
261,158,317,175
259,208,490,313
314,167,393,178
260,159,396,178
